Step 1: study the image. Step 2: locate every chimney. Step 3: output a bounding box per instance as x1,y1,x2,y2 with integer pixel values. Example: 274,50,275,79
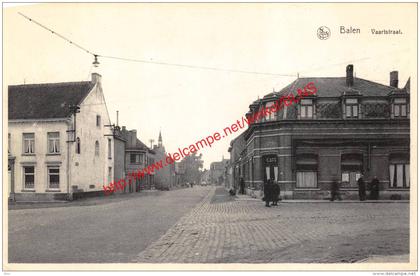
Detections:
131,130,137,146
390,71,398,88
346,64,354,87
91,73,102,84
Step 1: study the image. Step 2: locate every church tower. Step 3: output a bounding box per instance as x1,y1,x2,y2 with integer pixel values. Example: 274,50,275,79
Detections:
158,130,163,148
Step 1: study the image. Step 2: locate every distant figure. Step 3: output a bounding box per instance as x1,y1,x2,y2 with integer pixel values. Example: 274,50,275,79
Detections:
263,179,273,207
330,179,342,201
357,175,366,201
370,176,380,200
239,177,245,195
271,182,280,206
229,189,236,196
191,182,194,188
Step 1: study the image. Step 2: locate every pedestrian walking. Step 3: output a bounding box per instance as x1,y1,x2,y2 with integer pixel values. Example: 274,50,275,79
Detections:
330,178,342,201
239,177,245,195
357,175,366,201
271,182,280,206
370,176,380,200
263,179,273,207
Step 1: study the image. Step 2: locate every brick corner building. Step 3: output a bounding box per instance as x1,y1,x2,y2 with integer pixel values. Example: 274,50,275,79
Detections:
229,65,410,200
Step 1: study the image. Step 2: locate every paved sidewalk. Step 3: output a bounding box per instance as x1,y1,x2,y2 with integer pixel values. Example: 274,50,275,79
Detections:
134,187,409,263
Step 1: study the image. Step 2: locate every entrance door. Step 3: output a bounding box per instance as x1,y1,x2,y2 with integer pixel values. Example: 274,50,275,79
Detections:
263,154,278,182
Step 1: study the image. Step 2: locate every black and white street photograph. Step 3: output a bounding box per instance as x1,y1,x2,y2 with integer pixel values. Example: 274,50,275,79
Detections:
3,2,417,272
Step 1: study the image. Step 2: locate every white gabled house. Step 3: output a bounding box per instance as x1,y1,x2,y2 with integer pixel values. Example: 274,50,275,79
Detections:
8,73,114,201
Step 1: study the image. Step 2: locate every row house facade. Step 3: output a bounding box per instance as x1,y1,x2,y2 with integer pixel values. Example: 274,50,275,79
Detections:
231,65,410,200
209,157,230,185
117,127,153,192
8,73,114,201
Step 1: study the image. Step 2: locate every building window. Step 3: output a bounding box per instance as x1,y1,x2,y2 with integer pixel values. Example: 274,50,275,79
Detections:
96,115,101,127
265,101,276,121
108,138,112,159
345,98,359,118
76,137,81,154
8,133,11,153
95,141,99,156
23,166,35,189
108,167,112,183
300,99,314,119
296,171,317,188
23,133,35,154
389,163,409,188
393,98,408,118
47,132,60,154
47,167,60,189
130,153,144,164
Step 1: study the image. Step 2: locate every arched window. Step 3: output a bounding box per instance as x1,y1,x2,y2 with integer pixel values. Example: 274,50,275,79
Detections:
95,141,99,156
76,137,81,154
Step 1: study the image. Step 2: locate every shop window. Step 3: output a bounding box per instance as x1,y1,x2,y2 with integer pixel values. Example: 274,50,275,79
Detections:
296,171,317,188
23,166,35,189
23,133,35,154
393,98,408,118
345,98,359,118
300,99,314,119
48,167,60,189
47,132,60,154
389,164,409,188
295,153,318,188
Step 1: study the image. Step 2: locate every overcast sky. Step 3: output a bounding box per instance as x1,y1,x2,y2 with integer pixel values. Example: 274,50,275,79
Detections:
4,3,416,169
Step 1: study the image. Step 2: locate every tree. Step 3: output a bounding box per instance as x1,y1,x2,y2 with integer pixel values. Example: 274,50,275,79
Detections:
179,152,204,184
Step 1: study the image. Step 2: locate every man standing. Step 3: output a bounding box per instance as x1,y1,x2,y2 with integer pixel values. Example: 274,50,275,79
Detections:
330,178,342,201
240,177,245,195
357,175,366,201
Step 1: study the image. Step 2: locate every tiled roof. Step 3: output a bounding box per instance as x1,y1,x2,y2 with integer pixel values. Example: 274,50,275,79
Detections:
8,81,94,120
263,77,398,100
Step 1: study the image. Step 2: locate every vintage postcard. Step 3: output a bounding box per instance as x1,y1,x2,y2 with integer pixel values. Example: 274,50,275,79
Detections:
2,2,417,272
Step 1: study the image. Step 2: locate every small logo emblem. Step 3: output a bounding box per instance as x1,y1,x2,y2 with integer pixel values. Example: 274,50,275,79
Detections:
317,26,331,40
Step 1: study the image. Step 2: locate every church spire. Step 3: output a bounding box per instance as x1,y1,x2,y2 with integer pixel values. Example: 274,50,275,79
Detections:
158,130,162,147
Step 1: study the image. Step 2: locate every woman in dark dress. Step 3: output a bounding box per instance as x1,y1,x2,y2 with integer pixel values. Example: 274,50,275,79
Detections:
263,179,273,207
370,176,380,200
272,182,280,206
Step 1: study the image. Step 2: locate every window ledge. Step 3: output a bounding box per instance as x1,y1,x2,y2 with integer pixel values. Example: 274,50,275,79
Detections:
21,154,36,156
341,188,359,191
294,188,321,191
21,189,35,192
387,188,410,191
46,153,61,156
45,189,61,192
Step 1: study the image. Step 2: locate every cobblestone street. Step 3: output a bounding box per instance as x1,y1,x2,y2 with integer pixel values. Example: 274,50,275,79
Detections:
135,186,409,263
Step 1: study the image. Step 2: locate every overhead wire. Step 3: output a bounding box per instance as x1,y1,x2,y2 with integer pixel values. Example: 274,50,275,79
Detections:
18,12,296,78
